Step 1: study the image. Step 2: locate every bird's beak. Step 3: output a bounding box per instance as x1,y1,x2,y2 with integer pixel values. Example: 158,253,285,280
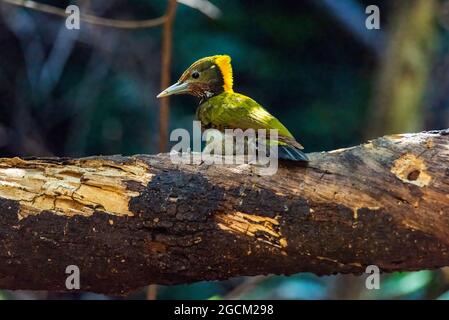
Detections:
157,82,189,98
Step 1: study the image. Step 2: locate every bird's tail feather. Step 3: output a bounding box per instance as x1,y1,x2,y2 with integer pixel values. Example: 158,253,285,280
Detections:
278,145,309,162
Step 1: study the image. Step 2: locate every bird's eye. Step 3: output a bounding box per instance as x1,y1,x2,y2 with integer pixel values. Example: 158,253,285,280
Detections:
191,71,200,79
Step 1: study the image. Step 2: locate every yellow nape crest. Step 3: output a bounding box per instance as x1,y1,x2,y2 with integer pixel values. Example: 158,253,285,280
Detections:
214,55,233,92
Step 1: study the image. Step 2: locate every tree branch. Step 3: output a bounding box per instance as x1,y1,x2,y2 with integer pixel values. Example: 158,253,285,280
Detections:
1,0,166,29
158,0,178,152
0,129,449,294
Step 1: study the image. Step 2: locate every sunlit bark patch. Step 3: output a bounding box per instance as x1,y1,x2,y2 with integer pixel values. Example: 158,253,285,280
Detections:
0,157,153,219
215,211,288,250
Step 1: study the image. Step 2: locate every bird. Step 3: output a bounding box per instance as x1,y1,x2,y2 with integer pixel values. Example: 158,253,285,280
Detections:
157,55,308,162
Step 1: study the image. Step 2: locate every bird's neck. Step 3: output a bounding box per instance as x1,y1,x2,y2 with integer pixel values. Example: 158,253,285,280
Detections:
198,88,233,104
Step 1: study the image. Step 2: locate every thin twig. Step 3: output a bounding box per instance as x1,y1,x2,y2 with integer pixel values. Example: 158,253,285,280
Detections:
177,0,221,19
146,284,158,300
0,0,166,29
158,0,178,152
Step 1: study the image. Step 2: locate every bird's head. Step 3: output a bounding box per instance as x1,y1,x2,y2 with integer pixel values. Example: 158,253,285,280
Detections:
157,55,233,100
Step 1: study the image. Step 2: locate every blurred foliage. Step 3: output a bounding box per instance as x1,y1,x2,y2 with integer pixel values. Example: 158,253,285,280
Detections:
0,0,449,300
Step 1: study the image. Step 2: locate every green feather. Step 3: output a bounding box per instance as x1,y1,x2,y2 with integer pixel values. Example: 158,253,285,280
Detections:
197,92,295,140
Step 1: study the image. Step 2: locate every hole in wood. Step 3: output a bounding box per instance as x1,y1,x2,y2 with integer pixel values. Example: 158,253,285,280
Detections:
407,170,421,181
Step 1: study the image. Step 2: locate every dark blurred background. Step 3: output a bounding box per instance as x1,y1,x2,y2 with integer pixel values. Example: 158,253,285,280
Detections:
1,0,449,300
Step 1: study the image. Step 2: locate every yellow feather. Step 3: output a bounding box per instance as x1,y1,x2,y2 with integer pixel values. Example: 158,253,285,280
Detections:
214,55,234,92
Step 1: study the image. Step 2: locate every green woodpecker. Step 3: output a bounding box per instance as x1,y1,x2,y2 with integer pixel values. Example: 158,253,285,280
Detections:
157,55,308,161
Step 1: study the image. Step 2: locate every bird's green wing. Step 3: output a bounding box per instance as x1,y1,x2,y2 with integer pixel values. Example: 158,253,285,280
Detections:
198,92,305,158
199,92,295,138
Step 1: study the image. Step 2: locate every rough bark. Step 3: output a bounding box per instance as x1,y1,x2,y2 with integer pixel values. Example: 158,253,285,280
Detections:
0,130,449,295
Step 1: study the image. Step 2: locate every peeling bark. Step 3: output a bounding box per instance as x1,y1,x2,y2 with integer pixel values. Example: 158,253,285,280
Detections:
0,130,449,294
